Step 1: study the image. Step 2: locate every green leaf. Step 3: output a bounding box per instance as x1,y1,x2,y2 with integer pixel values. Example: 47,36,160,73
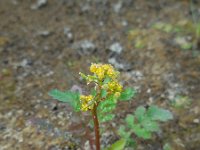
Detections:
118,126,136,148
99,98,116,109
79,72,87,80
127,138,136,147
119,88,136,101
48,89,80,111
101,105,116,113
118,125,130,139
121,105,173,142
106,94,118,102
101,89,107,98
135,106,146,122
163,143,172,150
103,77,111,84
132,124,151,139
99,114,115,122
125,114,134,128
88,75,98,81
98,95,117,123
106,139,126,150
147,105,173,122
141,118,160,132
118,125,126,138
91,89,97,97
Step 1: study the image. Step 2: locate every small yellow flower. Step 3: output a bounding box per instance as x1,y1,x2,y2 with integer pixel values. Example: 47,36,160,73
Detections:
102,64,116,78
114,92,121,98
90,63,98,73
96,68,105,80
102,64,112,70
89,63,119,81
80,63,123,108
108,81,122,93
80,95,94,111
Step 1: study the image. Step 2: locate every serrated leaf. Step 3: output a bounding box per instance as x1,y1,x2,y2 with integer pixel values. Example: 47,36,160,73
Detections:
119,88,136,101
118,125,129,139
125,114,134,128
98,95,117,123
135,106,146,122
101,89,107,98
99,99,116,109
48,89,80,111
99,114,115,123
118,126,125,135
106,94,117,102
127,138,136,147
103,77,111,84
106,139,126,150
147,105,173,122
101,105,116,113
98,95,117,112
132,124,151,139
141,118,160,132
118,126,135,148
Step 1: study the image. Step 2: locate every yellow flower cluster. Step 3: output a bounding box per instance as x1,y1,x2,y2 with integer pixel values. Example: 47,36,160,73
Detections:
90,63,119,80
90,63,123,98
79,63,123,111
108,81,122,92
107,81,122,98
80,95,94,111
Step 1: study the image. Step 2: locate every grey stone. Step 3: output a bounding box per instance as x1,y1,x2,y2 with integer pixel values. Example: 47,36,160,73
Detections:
113,1,122,13
64,27,73,39
73,40,96,55
108,57,124,69
31,0,47,10
109,42,123,54
37,30,51,37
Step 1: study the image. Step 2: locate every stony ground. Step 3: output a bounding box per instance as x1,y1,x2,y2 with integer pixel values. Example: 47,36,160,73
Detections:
0,0,200,150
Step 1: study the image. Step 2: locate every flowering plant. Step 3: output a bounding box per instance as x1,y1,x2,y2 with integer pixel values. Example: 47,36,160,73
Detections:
49,63,173,150
79,63,122,112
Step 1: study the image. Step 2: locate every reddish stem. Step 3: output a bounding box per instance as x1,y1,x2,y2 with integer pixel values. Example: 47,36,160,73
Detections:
92,104,100,150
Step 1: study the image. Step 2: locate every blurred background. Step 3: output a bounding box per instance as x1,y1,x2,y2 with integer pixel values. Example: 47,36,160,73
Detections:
0,0,200,149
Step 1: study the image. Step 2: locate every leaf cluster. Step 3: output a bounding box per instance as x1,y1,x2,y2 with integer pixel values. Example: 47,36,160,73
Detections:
118,105,173,147
98,88,136,123
48,89,81,112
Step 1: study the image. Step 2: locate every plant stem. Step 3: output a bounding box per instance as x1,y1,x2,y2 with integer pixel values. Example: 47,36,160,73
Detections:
92,104,100,150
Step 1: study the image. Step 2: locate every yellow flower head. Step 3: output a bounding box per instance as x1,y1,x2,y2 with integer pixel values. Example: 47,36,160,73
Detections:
90,63,99,73
80,95,94,111
79,63,123,110
90,63,119,80
114,92,121,98
108,81,122,93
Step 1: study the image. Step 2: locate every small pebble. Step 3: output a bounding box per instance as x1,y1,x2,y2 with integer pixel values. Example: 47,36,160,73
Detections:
31,0,47,10
109,42,123,54
72,40,96,55
193,119,199,124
